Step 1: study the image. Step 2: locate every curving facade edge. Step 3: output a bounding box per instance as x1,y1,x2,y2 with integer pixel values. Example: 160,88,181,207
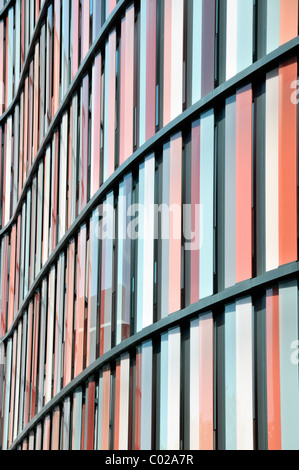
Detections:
0,0,299,451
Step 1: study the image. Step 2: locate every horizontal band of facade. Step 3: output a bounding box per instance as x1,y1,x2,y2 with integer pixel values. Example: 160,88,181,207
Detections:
8,261,299,449
0,34,298,345
0,3,297,242
0,32,296,242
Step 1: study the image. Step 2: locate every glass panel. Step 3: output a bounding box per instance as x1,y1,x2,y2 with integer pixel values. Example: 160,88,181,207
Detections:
91,53,102,197
45,267,56,405
190,312,214,450
119,4,135,165
223,297,253,450
54,254,65,396
116,174,132,343
64,240,75,387
79,75,89,212
75,225,87,377
87,208,100,366
159,327,181,450
136,155,155,331
31,292,40,420
58,112,68,241
37,281,47,412
163,0,184,126
53,0,61,115
100,192,114,356
98,366,111,449
103,30,116,182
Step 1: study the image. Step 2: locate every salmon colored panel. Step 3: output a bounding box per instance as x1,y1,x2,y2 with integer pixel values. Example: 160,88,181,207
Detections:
53,0,61,116
80,75,89,212
128,360,134,449
236,85,252,283
266,289,282,450
22,438,28,450
279,59,297,265
169,134,182,315
36,1,40,21
8,225,16,329
46,10,53,128
24,302,33,427
31,292,40,420
163,0,172,127
43,416,51,450
52,407,60,450
64,241,75,387
72,0,79,79
119,15,127,167
28,61,34,169
91,53,101,197
280,0,298,45
190,122,200,304
108,0,117,15
21,0,25,68
86,379,95,450
199,315,214,450
19,94,24,198
119,5,134,166
107,31,116,179
33,43,39,160
75,227,86,377
0,236,9,337
114,361,121,450
146,0,157,141
101,367,111,450
134,349,141,450
81,0,90,60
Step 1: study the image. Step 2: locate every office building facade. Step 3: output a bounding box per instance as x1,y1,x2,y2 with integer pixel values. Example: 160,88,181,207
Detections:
0,0,299,450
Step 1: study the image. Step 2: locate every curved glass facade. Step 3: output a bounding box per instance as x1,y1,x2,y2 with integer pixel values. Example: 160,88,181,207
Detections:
0,0,299,450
